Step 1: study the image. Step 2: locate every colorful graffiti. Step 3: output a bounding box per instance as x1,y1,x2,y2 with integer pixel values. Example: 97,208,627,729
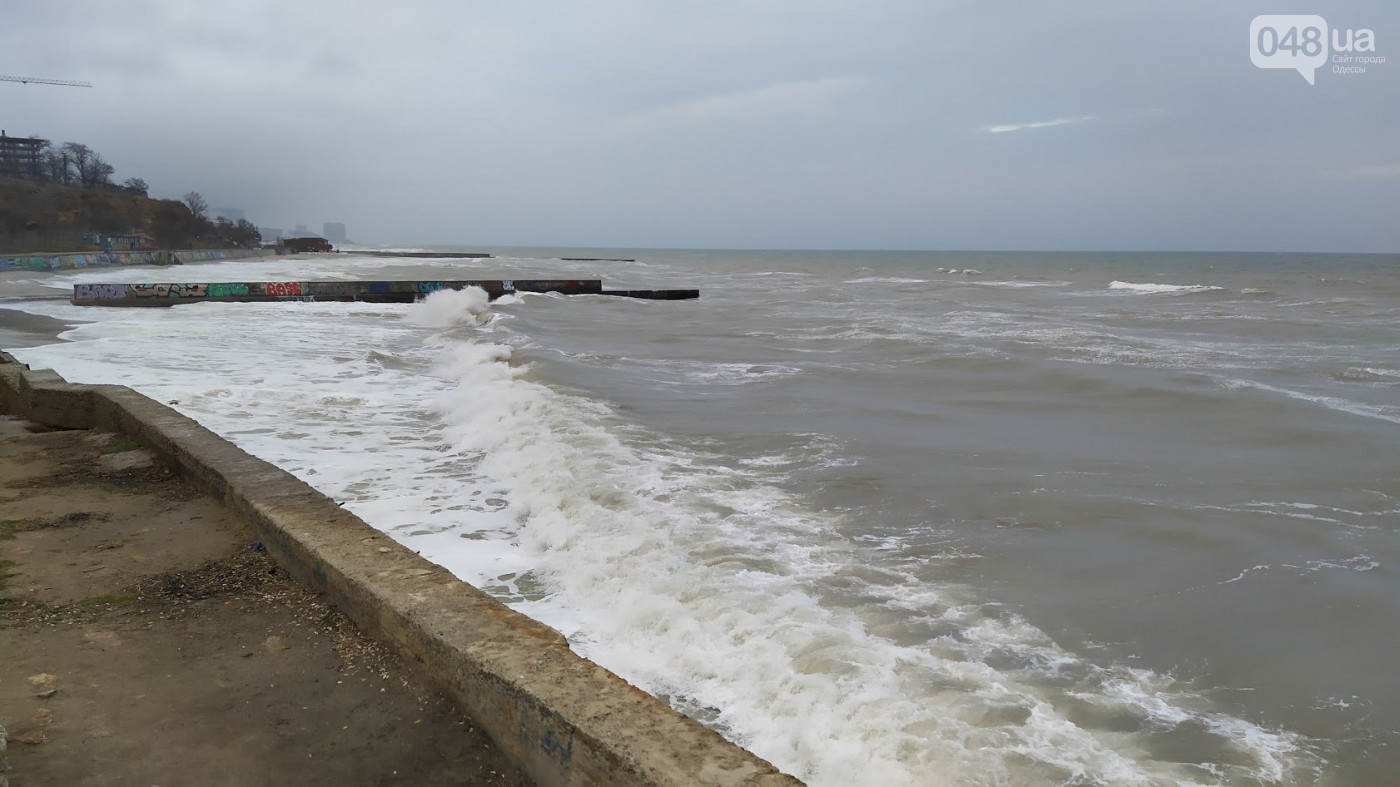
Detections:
72,279,614,306
131,283,210,298
208,283,250,297
0,248,275,273
4,252,160,270
264,281,303,296
1,255,84,272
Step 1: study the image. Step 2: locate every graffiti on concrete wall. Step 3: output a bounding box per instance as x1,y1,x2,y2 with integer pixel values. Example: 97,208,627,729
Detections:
0,252,162,271
74,281,306,302
73,283,132,301
1,248,275,273
0,256,57,271
208,283,250,297
130,283,210,298
264,282,303,296
71,279,612,305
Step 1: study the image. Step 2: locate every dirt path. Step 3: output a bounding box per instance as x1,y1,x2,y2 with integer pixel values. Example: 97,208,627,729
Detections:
0,415,532,786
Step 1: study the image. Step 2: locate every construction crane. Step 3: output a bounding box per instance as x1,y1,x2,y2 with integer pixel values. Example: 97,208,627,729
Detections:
0,74,92,88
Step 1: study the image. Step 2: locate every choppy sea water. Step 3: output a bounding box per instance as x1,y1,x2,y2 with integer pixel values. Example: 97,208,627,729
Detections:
4,249,1399,786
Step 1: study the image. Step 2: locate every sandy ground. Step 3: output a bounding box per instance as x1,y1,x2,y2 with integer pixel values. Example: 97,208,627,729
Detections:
0,415,532,786
0,268,89,350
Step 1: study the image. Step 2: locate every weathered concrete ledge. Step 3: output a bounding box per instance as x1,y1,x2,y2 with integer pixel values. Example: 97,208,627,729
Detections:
71,279,700,305
358,251,495,259
0,354,798,787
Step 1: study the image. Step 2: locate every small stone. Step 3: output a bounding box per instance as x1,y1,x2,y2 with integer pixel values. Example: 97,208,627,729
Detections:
34,688,57,699
378,547,390,553
27,673,55,687
98,450,155,473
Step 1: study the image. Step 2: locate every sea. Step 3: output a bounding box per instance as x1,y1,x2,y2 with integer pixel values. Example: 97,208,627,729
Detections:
3,248,1398,786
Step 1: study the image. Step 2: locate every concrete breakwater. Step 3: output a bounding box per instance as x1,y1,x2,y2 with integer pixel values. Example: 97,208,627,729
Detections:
0,354,798,786
72,279,701,305
0,247,275,272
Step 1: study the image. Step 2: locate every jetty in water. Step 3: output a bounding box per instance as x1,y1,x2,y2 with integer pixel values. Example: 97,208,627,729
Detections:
71,279,699,307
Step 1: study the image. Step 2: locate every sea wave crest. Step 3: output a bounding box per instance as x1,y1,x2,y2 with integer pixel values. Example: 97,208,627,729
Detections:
1109,280,1224,295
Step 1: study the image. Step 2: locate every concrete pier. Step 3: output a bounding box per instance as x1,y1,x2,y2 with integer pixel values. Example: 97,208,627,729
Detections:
356,251,494,259
71,280,700,306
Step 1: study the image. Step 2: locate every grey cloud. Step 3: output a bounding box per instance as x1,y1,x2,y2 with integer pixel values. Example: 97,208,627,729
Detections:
2,0,1396,251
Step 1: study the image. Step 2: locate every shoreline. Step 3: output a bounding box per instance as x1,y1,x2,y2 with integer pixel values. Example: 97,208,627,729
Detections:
0,352,801,786
0,266,102,349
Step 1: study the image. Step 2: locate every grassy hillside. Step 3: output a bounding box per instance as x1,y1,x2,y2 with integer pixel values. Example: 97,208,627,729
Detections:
0,177,203,254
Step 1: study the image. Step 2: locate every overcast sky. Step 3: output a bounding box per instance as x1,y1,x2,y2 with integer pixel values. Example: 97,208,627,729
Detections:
3,1,1397,251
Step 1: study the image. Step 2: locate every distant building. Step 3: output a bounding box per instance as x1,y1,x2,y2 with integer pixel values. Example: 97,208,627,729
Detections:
284,236,332,253
323,222,347,244
0,130,47,181
291,224,310,236
258,227,283,243
214,207,245,222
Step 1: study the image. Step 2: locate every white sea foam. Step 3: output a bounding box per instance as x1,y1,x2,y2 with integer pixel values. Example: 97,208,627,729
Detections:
631,359,804,386
967,280,1072,288
402,285,493,327
1218,556,1378,586
0,258,1333,786
1109,281,1225,295
401,292,1311,786
1221,377,1400,425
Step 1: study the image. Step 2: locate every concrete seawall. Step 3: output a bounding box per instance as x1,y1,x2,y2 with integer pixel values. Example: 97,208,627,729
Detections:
0,247,275,272
0,354,801,787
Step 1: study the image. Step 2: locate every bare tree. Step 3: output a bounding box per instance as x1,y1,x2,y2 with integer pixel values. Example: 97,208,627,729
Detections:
183,191,208,221
61,142,92,184
40,144,71,184
122,177,149,196
233,218,261,247
58,142,115,188
81,154,114,188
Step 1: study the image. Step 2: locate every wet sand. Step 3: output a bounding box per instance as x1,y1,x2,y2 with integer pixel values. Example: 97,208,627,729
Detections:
0,268,86,349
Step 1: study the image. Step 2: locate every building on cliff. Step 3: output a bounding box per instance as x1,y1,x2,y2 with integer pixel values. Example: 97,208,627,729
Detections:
0,131,46,181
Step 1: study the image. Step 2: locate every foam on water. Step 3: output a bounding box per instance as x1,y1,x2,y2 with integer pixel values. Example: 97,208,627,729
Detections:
391,291,1314,785
1219,377,1400,426
1109,281,1225,295
4,256,1368,785
402,285,494,327
967,280,1072,288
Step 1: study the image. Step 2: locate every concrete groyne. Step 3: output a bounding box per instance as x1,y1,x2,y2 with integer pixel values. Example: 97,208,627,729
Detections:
0,354,797,787
71,279,700,305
